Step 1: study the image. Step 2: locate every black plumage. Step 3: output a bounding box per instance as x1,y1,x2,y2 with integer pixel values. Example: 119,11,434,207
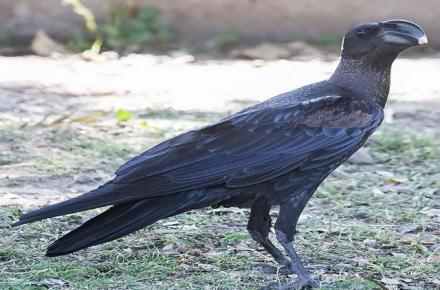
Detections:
14,20,427,288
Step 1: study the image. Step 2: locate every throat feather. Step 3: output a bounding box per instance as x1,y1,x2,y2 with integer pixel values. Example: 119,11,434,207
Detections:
329,57,393,107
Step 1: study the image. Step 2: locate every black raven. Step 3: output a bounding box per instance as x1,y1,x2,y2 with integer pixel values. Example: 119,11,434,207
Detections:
14,20,427,288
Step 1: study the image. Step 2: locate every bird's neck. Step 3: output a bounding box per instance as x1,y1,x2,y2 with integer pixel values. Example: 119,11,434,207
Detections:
329,56,395,107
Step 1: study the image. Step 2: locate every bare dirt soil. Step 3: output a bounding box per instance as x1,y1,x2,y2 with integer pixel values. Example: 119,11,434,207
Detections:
0,53,439,289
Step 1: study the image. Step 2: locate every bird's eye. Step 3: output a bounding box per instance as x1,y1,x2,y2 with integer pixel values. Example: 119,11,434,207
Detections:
357,29,368,38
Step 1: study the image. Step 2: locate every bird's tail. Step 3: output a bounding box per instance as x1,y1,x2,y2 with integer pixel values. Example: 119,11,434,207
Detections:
12,181,133,227
45,189,228,257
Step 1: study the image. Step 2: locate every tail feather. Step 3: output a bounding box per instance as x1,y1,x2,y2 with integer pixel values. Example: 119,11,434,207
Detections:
45,189,228,257
46,199,166,256
13,181,123,227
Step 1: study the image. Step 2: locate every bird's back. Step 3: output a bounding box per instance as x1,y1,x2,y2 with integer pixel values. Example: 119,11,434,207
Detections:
238,80,337,113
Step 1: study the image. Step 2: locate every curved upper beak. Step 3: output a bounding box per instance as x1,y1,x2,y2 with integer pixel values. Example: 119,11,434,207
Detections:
378,19,428,46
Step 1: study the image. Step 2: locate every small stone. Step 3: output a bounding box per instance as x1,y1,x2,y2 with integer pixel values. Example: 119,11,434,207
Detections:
231,42,291,60
75,174,94,184
101,51,119,60
186,249,203,256
80,50,105,62
31,31,67,56
162,244,175,253
181,225,199,232
348,148,375,165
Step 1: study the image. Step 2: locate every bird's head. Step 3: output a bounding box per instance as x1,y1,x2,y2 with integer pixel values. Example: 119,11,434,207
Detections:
341,19,427,59
331,20,427,106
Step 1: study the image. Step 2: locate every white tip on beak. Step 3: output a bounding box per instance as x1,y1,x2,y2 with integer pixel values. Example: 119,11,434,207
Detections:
418,35,428,45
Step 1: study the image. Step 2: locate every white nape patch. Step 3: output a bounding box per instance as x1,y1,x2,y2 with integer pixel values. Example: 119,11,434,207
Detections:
382,34,410,45
300,95,341,106
418,35,428,44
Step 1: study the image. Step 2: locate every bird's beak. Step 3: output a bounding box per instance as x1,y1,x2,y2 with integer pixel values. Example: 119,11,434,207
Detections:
378,19,428,46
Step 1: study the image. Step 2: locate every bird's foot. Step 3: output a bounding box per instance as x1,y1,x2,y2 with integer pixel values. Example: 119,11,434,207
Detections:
257,263,320,289
262,277,319,290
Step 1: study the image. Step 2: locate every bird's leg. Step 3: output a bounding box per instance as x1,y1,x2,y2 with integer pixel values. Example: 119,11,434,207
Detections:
275,229,311,281
264,196,319,289
247,199,290,267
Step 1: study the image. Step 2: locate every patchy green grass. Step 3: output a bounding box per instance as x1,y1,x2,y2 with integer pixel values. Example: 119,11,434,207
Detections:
0,123,439,289
0,127,135,175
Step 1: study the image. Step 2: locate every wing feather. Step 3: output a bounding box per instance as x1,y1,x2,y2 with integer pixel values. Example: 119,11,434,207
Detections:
100,96,383,203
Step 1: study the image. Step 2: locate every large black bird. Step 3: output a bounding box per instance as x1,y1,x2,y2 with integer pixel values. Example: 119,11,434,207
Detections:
14,20,427,288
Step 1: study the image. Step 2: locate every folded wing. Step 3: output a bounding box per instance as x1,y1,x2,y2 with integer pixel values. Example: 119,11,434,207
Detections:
14,95,383,225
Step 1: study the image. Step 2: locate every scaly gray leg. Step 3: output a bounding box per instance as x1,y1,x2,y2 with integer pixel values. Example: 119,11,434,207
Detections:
262,196,319,289
247,199,290,266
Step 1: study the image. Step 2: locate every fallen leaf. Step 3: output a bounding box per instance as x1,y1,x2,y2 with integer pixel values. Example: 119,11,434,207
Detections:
115,109,133,123
70,111,106,123
384,176,409,185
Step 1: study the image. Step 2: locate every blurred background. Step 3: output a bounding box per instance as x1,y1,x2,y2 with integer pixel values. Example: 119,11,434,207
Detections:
2,0,440,49
0,1,439,289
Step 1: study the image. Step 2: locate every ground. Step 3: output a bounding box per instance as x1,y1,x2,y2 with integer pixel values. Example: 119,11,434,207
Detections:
0,52,439,289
